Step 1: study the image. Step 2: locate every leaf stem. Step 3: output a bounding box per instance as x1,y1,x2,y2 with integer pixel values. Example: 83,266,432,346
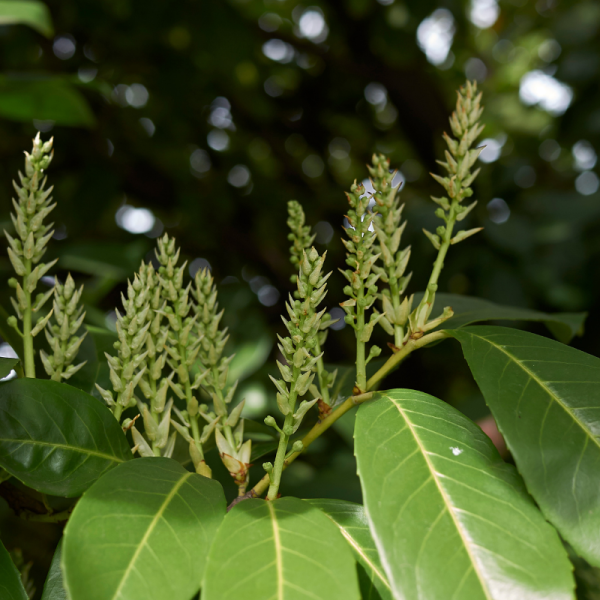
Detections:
22,259,35,378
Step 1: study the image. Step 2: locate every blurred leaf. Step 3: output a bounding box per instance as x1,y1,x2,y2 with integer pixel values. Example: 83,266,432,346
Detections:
355,389,575,599
0,537,28,600
63,458,226,600
0,0,53,38
450,326,600,567
0,76,94,126
41,539,66,600
0,357,18,379
226,333,272,383
415,292,587,343
58,241,148,280
0,378,130,497
0,304,23,360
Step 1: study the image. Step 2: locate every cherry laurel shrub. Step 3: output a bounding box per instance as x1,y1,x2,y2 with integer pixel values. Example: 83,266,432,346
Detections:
0,82,598,600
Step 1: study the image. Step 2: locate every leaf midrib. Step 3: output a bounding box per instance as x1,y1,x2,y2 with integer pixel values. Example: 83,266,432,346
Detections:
110,471,193,600
466,332,600,452
267,502,284,600
386,394,492,600
0,438,125,463
319,511,391,593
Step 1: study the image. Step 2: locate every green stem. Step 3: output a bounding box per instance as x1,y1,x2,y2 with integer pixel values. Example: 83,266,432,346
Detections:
189,415,204,459
267,366,300,500
22,260,35,378
390,279,403,348
355,286,366,392
415,204,459,322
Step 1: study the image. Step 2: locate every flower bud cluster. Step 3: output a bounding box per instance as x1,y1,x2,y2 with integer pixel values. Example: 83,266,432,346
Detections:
40,274,88,382
369,154,413,347
286,201,336,406
339,182,383,390
286,200,316,278
268,248,329,437
192,268,237,413
426,80,484,250
155,234,212,476
191,267,250,491
266,247,330,499
5,134,59,373
410,81,485,340
96,268,154,420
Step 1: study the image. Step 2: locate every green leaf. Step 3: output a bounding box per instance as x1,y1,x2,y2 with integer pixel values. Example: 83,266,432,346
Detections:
0,0,53,37
307,499,392,600
62,458,226,600
203,497,361,600
415,292,586,343
0,378,130,496
0,538,28,600
41,539,66,600
449,325,600,567
355,389,575,600
0,357,18,380
0,76,94,127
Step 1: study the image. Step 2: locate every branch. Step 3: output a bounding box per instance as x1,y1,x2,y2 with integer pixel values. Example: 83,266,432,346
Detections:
234,329,449,506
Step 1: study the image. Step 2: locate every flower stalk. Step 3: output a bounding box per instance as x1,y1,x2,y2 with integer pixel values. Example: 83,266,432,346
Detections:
191,267,250,494
5,133,57,378
340,184,382,392
287,201,336,405
265,247,330,500
369,155,413,348
409,80,485,339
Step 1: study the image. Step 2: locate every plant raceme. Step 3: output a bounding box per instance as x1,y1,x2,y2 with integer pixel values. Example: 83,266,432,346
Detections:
0,82,598,600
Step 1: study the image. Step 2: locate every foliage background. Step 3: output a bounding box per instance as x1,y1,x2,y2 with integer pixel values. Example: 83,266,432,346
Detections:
1,0,599,595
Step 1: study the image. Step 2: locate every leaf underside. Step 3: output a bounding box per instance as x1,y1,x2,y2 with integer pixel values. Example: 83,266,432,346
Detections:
450,325,600,567
203,496,361,600
0,378,131,497
355,389,575,600
62,458,226,600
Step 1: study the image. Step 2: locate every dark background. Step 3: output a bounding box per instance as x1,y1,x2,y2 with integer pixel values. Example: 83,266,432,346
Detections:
1,0,600,596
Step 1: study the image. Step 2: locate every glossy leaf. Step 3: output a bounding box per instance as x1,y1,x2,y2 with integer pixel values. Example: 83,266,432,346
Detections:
41,539,66,600
0,0,53,37
355,389,575,600
0,538,28,600
415,292,586,343
0,378,130,496
0,77,94,126
307,499,392,600
63,458,226,600
203,497,361,600
0,357,18,379
450,325,600,566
